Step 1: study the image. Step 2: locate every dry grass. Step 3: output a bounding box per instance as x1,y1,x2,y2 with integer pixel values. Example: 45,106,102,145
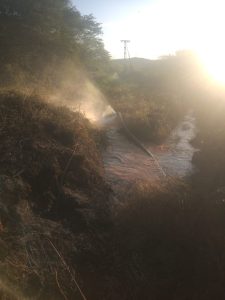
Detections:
2,90,225,299
75,178,225,300
0,90,110,216
0,90,111,299
108,84,185,143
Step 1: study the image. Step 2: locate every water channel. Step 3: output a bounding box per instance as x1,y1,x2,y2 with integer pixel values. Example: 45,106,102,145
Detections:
102,111,197,190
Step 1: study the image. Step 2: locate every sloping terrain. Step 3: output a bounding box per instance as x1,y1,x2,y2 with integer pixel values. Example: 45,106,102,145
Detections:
0,91,111,299
1,91,225,300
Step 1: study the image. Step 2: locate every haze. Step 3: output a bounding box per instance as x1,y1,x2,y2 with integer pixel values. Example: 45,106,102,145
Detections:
74,0,225,84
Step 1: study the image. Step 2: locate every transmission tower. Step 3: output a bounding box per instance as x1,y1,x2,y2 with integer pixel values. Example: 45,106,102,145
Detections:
121,40,130,60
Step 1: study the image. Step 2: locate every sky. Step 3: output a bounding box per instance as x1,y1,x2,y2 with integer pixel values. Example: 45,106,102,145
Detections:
73,0,225,82
73,0,159,58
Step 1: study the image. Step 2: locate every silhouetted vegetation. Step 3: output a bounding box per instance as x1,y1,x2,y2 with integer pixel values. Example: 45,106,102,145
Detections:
0,0,110,91
78,179,225,300
192,87,225,193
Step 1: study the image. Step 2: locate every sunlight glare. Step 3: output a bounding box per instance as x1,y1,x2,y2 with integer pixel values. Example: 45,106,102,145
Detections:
104,0,225,85
199,49,225,85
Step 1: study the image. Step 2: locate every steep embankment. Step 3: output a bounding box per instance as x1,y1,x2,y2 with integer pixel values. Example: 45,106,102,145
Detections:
0,91,110,299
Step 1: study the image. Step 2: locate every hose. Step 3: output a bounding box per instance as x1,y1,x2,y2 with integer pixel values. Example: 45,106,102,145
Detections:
117,112,166,177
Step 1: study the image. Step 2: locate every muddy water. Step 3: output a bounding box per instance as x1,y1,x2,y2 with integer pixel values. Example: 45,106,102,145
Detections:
150,113,197,177
102,112,197,190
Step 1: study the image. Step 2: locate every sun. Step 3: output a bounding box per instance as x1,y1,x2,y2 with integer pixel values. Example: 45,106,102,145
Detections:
137,0,225,86
198,49,225,85
178,0,225,85
105,0,225,86
175,0,225,85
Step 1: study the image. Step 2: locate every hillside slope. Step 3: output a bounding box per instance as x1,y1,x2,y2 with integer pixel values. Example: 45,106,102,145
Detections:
0,91,111,299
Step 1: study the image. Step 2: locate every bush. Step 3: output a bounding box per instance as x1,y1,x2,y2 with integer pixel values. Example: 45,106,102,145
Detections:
78,179,225,300
0,90,111,298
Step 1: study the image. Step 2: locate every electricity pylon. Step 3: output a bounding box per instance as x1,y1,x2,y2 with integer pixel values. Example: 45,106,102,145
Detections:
121,40,130,60
120,40,131,73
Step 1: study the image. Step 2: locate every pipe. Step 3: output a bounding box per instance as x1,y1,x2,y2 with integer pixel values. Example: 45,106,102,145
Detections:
117,112,166,177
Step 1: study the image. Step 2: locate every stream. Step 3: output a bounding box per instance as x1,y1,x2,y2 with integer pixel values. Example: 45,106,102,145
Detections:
102,111,197,190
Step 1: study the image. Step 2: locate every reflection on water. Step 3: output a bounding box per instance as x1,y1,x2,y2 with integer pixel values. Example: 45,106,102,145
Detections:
150,112,197,177
103,112,197,190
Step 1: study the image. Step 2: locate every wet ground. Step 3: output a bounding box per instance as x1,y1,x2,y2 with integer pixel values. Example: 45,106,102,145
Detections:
102,112,197,190
149,113,197,177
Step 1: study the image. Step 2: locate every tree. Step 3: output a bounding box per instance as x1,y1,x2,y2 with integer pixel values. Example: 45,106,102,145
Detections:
0,0,109,86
